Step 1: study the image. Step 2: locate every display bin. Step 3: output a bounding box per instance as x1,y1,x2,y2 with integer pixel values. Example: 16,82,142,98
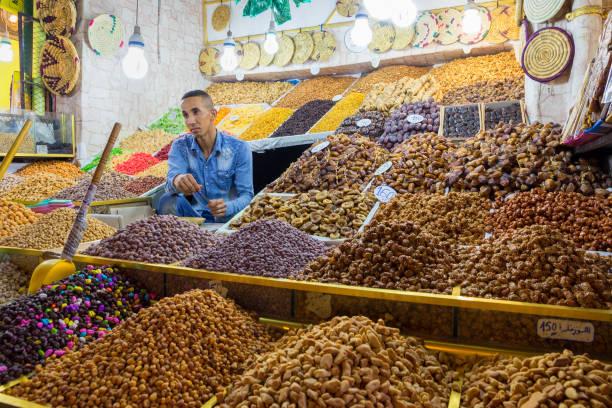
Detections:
439,103,484,140
482,100,527,130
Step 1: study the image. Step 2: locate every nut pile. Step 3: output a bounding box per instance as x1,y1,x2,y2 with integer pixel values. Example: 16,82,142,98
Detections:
446,122,612,198
230,189,376,239
461,350,611,408
53,172,134,201
16,160,84,180
0,131,35,153
360,74,441,114
136,160,169,178
220,316,455,408
450,225,612,309
124,175,165,196
217,104,267,136
8,290,272,407
0,265,153,383
1,173,76,201
489,190,612,251
0,198,40,238
0,173,24,195
375,193,490,244
352,65,431,94
0,208,116,249
240,107,295,141
115,152,161,176
378,100,440,149
297,221,455,294
277,76,356,109
118,129,176,154
272,100,335,137
443,104,481,138
206,80,294,104
0,259,29,305
183,219,329,278
268,134,389,193
84,215,222,264
310,92,366,133
441,77,524,105
335,110,386,140
484,102,522,130
380,133,457,193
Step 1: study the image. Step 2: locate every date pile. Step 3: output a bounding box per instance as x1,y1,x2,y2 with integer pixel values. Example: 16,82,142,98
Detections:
220,316,456,408
9,290,273,407
297,221,454,293
268,134,389,193
124,175,165,196
446,122,612,198
451,225,612,309
84,215,222,264
443,105,480,139
441,77,524,105
272,100,335,137
378,100,440,149
335,110,386,140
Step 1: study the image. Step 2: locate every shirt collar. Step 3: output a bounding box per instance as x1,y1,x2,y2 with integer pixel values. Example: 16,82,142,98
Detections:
188,130,225,156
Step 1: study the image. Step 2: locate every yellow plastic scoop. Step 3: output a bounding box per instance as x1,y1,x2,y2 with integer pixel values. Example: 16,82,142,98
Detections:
29,123,122,293
0,119,33,180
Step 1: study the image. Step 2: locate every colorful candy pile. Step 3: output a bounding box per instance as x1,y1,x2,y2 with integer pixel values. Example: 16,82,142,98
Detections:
0,265,154,383
114,153,160,176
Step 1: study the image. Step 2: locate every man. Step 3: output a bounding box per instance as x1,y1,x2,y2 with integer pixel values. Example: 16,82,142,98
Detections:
157,90,253,222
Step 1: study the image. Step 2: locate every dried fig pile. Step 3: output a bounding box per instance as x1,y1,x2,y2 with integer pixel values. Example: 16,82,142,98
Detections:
461,350,611,408
378,100,440,150
297,222,454,294
268,134,389,193
335,110,386,140
220,316,456,408
451,225,612,309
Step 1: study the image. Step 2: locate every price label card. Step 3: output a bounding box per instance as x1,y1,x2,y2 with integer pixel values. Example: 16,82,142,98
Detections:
374,185,397,203
311,140,330,153
374,161,392,176
356,119,372,128
36,144,48,155
484,232,493,240
332,94,343,102
407,114,424,124
229,115,240,121
537,319,594,343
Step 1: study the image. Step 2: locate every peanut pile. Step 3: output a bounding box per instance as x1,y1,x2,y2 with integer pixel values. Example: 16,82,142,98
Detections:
310,92,366,133
442,77,525,105
8,290,274,407
206,81,294,105
118,129,176,155
0,259,29,304
0,198,40,238
277,76,356,109
297,221,455,294
0,173,24,195
489,190,612,251
352,65,431,94
221,316,456,408
360,74,441,114
1,173,76,201
240,107,295,141
16,160,84,180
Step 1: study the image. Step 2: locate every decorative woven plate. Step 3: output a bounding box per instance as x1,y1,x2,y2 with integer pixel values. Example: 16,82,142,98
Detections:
212,4,231,31
336,0,359,17
199,47,221,76
259,46,274,67
312,31,336,62
459,6,491,45
436,8,462,45
40,35,80,96
37,0,77,37
413,12,438,48
87,14,125,57
292,32,314,64
273,34,295,67
524,0,566,24
240,42,260,70
486,5,520,44
369,22,395,53
522,27,574,82
392,25,415,50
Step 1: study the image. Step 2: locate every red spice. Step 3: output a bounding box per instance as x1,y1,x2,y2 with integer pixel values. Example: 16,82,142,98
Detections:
115,153,160,176
153,142,172,160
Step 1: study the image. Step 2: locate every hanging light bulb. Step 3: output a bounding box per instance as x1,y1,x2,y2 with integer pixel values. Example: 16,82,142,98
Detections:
263,15,279,55
310,63,320,75
462,0,482,35
370,54,380,68
363,0,392,21
220,30,238,72
350,12,372,48
122,25,148,79
236,71,245,81
391,0,417,27
0,36,13,63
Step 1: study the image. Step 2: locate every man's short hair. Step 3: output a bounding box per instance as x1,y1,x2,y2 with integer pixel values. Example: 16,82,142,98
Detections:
182,90,214,109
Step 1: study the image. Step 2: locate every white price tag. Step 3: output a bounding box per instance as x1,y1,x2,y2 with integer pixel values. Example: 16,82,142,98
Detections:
484,232,493,239
537,319,594,343
407,114,424,124
229,115,240,121
444,187,450,195
332,94,343,102
311,141,330,153
374,185,397,203
356,119,372,128
374,161,392,176
36,145,48,154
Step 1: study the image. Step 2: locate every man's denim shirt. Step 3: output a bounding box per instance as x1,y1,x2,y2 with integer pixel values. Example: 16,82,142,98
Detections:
165,130,254,222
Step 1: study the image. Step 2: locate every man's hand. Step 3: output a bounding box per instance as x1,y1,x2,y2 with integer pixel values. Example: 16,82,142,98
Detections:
173,174,202,195
208,199,227,218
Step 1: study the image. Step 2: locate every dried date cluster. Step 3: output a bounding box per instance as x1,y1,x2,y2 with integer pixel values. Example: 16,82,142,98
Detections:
443,105,480,139
489,190,612,251
220,316,456,408
272,100,335,137
451,225,612,309
268,134,389,193
183,219,329,278
378,100,440,150
335,110,386,140
9,290,274,407
297,222,454,294
84,215,222,264
461,350,612,408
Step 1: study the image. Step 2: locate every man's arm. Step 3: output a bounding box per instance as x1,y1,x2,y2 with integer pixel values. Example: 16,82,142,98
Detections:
225,142,254,218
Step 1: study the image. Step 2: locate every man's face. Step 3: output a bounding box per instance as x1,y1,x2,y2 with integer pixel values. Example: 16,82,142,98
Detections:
181,96,216,138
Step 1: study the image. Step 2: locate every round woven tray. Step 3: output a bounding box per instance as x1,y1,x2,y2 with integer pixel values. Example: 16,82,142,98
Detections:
37,0,77,37
273,34,295,67
486,5,519,44
212,4,231,31
392,25,415,50
522,26,574,82
436,8,462,46
240,42,260,70
369,22,395,53
199,47,221,76
88,14,125,57
311,31,336,62
524,0,566,24
259,45,274,67
335,0,359,18
413,12,438,48
459,6,491,45
292,32,314,64
40,35,80,96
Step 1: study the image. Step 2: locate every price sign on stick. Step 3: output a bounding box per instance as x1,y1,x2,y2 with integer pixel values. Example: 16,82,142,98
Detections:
374,161,392,176
374,185,397,203
311,140,330,153
537,319,594,343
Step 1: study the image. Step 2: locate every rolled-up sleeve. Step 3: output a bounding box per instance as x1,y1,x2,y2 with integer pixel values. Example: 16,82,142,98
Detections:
165,139,188,194
225,142,254,217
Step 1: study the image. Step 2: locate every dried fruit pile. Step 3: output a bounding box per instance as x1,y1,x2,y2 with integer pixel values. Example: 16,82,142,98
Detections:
0,259,30,304
114,152,161,176
277,76,356,109
0,174,24,195
310,92,366,133
0,198,40,238
378,100,440,149
441,77,524,105
272,100,335,137
207,81,293,104
16,160,84,180
0,173,76,201
352,65,431,94
335,110,386,140
360,74,440,114
136,160,169,178
240,107,295,141
153,141,173,160
118,129,176,154
123,175,165,196
217,104,267,136
53,172,133,201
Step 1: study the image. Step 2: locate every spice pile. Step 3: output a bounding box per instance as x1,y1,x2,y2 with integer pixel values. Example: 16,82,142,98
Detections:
277,76,356,108
207,81,293,104
1,173,76,201
272,100,335,137
8,290,273,406
335,110,386,140
0,259,30,304
184,219,328,278
310,93,365,133
118,129,176,154
378,100,440,149
84,215,222,264
114,152,161,176
352,65,431,93
240,107,295,141
16,160,84,180
0,265,153,383
124,175,165,196
0,198,40,238
53,172,133,201
441,77,524,105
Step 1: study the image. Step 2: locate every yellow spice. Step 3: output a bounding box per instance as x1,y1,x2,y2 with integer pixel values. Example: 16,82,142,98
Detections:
240,108,295,141
310,93,365,133
218,105,267,136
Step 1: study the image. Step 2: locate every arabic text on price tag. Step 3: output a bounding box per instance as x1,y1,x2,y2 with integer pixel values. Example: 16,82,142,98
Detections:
374,185,397,203
537,319,594,343
407,114,424,124
356,119,372,128
311,141,330,154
